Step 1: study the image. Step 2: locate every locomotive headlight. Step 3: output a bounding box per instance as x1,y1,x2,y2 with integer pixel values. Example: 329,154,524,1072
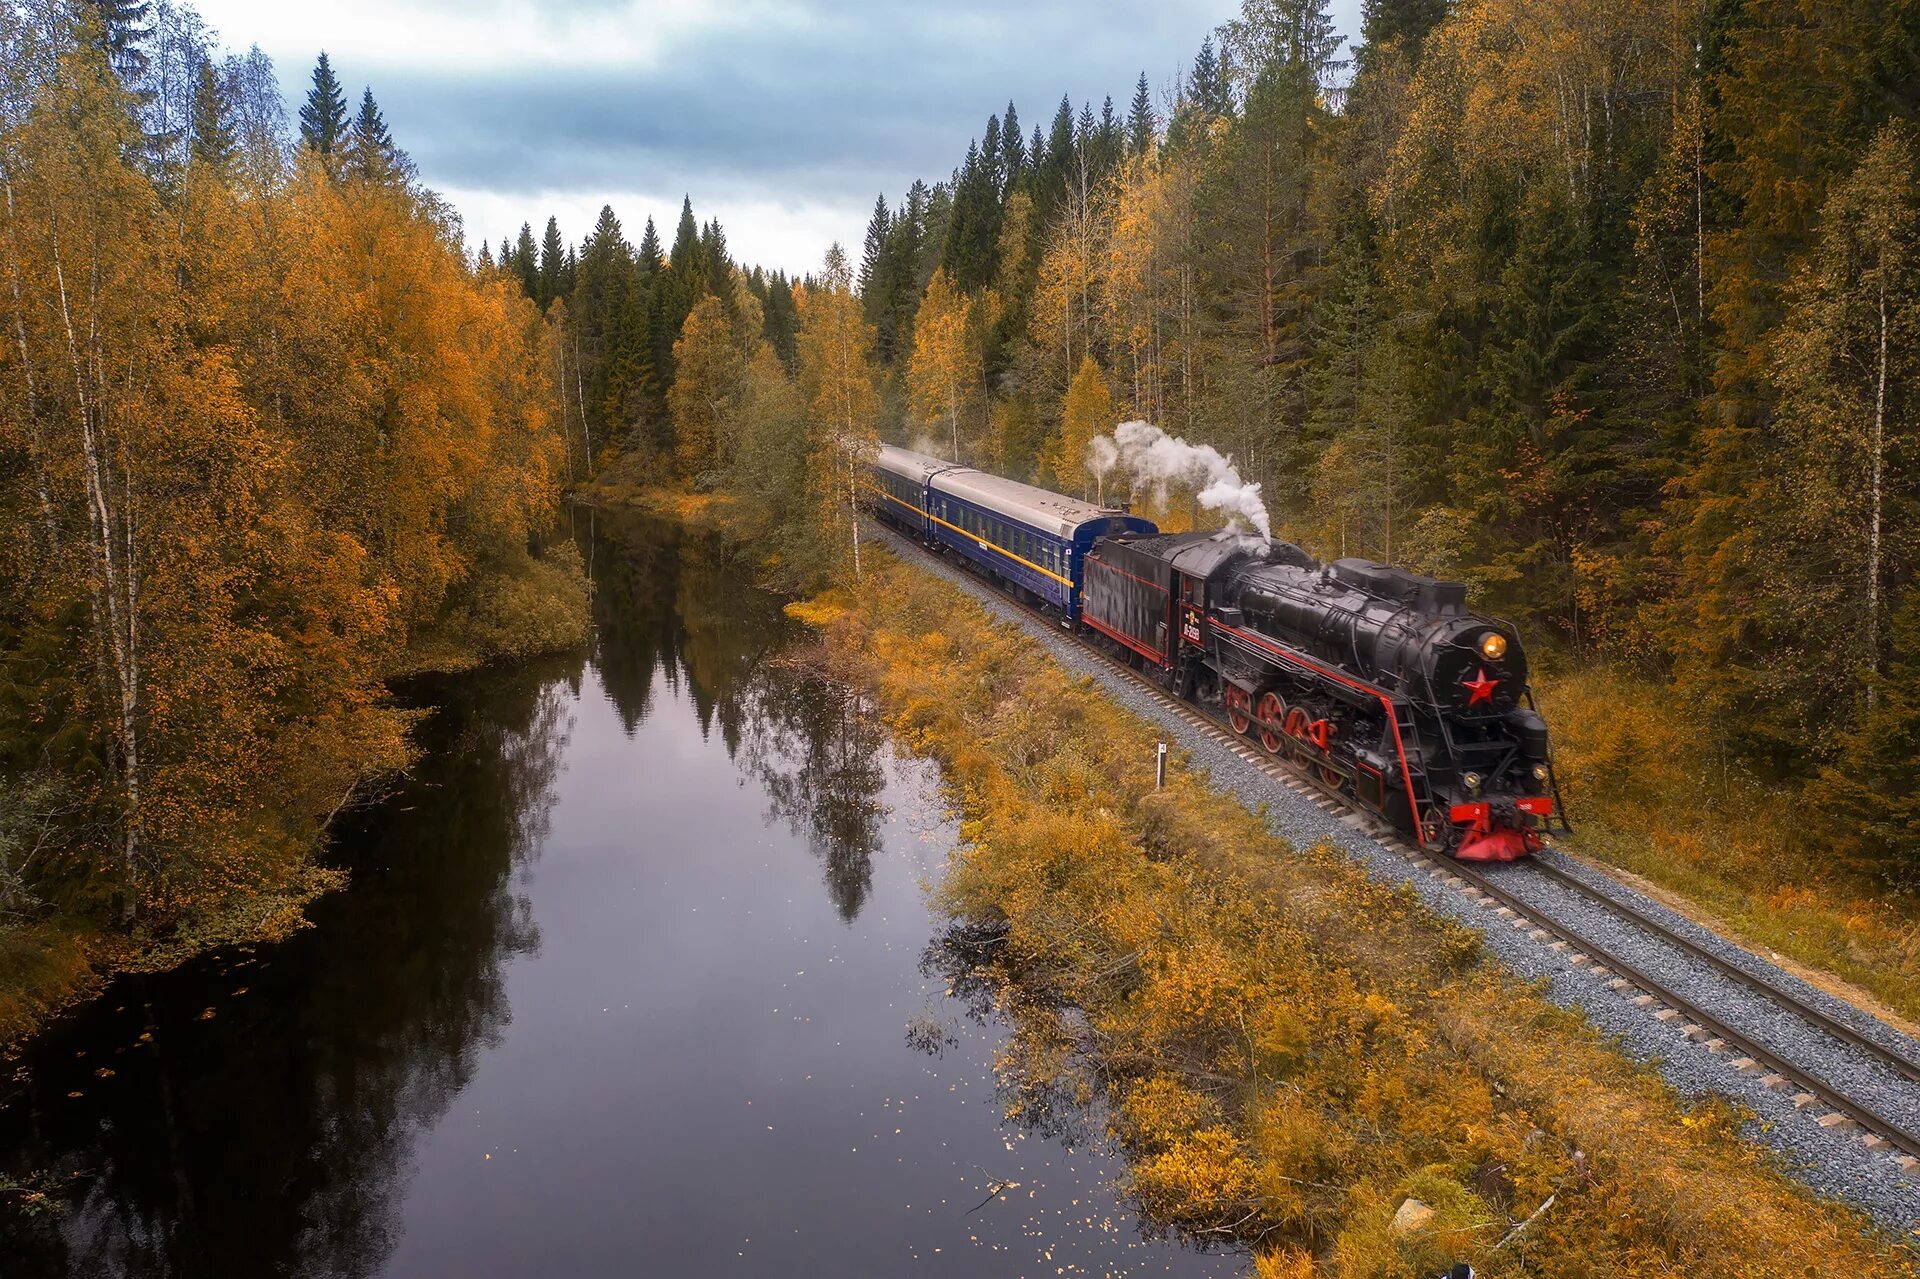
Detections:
1479,632,1509,661
1532,763,1550,782
1463,771,1483,794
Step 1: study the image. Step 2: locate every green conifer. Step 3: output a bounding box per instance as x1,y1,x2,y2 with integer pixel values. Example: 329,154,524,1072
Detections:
347,87,399,181
538,216,566,308
188,56,234,175
513,222,539,299
1128,73,1156,155
299,52,349,163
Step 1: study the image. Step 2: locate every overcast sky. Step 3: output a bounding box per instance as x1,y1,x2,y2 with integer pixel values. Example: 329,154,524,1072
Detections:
189,0,1365,276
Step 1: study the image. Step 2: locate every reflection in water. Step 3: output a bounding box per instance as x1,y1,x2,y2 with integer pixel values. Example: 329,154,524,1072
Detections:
1,509,1229,1279
0,655,573,1278
585,508,886,922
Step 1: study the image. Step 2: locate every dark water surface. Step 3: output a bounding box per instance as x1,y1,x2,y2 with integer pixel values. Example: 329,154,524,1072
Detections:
0,511,1238,1279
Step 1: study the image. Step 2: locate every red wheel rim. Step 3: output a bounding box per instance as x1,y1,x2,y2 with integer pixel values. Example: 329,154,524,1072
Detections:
1284,707,1311,755
1256,692,1286,754
1226,686,1251,734
1318,763,1343,790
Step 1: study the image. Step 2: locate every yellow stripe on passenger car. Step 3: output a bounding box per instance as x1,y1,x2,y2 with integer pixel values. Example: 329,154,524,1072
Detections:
869,485,1075,587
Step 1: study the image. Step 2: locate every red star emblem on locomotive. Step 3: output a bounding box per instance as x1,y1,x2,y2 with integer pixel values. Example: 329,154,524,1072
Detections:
1461,667,1499,707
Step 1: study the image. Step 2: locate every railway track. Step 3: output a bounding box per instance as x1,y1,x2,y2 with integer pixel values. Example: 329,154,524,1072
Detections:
877,523,1920,1170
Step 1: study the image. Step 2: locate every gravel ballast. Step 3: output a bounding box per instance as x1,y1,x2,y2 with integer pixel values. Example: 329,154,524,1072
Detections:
876,528,1920,1231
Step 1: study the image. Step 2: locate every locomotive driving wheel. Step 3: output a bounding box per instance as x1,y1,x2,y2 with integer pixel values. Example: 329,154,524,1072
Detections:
1255,691,1287,754
1224,685,1253,735
1283,707,1312,759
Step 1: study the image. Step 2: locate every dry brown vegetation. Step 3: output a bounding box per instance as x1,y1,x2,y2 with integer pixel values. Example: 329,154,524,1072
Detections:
802,552,1913,1276
1540,667,1920,1025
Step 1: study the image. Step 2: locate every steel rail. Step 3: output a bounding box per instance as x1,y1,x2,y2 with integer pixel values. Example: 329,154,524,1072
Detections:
1514,857,1920,1084
873,522,1920,1162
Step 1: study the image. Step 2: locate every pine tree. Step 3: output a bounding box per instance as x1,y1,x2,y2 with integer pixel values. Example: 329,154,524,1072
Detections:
538,216,566,309
346,87,398,182
298,51,349,165
1128,73,1156,156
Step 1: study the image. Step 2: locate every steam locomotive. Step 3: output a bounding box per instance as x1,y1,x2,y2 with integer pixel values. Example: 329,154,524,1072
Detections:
870,445,1566,861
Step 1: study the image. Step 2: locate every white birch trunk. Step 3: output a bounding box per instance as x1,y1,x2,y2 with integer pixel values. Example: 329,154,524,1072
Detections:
1866,271,1888,705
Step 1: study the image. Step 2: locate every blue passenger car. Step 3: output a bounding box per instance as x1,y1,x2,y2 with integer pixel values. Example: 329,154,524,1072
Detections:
869,444,1157,620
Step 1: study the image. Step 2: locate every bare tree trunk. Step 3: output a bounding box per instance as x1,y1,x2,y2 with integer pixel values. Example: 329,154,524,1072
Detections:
52,228,141,908
572,332,591,471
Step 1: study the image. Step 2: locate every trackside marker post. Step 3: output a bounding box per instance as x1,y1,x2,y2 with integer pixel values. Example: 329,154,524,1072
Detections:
1157,741,1167,789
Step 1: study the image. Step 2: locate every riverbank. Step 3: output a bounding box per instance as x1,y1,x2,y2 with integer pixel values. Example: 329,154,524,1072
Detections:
798,547,1912,1275
0,550,589,1057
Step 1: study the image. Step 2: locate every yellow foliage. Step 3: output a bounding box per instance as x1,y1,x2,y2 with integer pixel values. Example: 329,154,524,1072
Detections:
821,549,1913,1275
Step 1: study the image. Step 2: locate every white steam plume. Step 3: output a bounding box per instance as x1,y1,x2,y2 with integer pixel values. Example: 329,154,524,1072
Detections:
1085,420,1271,541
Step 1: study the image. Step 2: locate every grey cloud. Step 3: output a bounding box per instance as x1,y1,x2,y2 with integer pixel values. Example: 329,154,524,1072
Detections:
340,0,1236,207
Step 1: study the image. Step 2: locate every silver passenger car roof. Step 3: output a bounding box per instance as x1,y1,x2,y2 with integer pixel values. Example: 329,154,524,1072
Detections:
934,467,1127,540
875,444,967,486
874,442,1129,539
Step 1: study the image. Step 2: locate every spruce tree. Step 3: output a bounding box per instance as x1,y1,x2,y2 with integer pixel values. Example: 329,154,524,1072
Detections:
636,216,662,280
1189,37,1232,119
347,87,398,181
90,0,152,82
299,52,349,164
188,56,234,175
700,217,733,311
1359,0,1450,63
941,140,1002,292
538,216,566,308
859,194,891,303
669,197,702,279
982,114,1004,192
1813,587,1920,878
1092,95,1122,177
513,222,539,299
762,271,799,369
1128,73,1156,155
1002,102,1025,181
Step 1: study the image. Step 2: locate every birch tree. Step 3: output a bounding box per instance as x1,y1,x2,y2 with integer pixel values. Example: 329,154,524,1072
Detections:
796,245,879,580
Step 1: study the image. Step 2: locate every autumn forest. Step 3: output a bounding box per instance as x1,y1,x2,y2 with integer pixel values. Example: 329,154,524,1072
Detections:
2,0,1918,1083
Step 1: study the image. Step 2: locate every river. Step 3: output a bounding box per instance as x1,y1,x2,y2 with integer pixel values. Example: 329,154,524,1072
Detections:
0,509,1238,1279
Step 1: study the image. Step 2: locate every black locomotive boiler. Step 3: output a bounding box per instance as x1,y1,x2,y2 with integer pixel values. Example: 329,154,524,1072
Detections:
1081,530,1566,860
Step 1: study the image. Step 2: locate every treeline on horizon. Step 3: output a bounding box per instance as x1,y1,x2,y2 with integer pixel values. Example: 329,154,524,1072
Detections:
0,0,582,968
524,0,1920,878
